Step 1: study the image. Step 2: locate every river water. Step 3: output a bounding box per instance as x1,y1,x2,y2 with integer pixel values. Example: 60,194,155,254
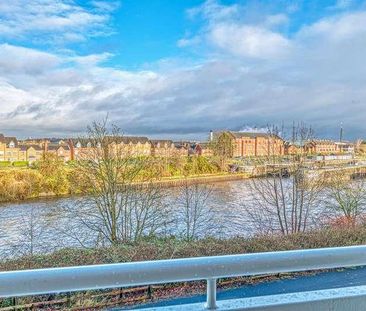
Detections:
0,180,259,257
0,177,343,258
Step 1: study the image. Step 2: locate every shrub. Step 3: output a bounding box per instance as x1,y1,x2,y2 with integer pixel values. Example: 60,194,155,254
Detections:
12,161,29,167
0,170,42,201
0,161,11,167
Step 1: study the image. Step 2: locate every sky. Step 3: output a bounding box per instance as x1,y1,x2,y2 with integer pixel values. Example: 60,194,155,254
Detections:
0,0,365,140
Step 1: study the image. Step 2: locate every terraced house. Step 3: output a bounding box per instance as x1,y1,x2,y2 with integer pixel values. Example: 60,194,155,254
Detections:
151,140,176,157
0,134,21,162
114,136,151,157
1,132,213,163
70,136,152,159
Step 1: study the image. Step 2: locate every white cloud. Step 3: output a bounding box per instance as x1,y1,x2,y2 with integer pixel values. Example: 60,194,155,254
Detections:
0,0,115,43
69,53,114,66
1,1,366,140
209,23,291,59
0,44,60,75
298,11,366,41
264,14,289,27
177,36,201,48
186,0,238,21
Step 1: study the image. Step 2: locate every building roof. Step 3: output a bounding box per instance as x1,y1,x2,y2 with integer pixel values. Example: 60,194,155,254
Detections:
150,139,174,147
0,135,18,147
19,144,43,151
231,131,282,139
47,144,70,151
115,136,150,144
70,138,91,148
213,131,282,141
308,139,336,145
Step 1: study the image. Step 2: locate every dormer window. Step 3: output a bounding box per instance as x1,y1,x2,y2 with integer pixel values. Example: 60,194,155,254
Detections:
97,142,101,148
87,142,92,148
76,142,81,148
8,141,15,148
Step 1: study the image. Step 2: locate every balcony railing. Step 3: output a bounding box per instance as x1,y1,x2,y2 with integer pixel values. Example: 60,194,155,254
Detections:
1,245,366,310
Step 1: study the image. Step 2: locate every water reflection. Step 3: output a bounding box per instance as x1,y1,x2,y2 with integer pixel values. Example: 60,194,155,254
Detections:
0,179,296,257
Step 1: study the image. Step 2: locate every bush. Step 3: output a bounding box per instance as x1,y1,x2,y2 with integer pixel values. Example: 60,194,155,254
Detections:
0,161,11,167
0,170,42,201
34,153,70,195
3,226,366,271
12,161,29,167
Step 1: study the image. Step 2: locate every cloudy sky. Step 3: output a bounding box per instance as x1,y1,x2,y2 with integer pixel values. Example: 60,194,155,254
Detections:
0,0,365,140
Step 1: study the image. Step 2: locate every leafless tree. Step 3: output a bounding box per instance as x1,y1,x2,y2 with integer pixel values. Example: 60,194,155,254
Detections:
325,172,366,226
243,123,324,235
176,181,217,241
62,119,171,246
5,206,46,257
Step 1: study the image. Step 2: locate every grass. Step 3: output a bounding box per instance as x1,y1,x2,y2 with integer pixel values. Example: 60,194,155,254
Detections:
2,225,366,271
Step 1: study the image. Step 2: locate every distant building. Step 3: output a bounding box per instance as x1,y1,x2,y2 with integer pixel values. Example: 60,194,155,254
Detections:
357,141,366,154
46,144,72,162
173,142,190,156
213,131,285,157
305,140,338,155
189,142,213,156
150,140,176,157
24,145,44,163
284,142,305,155
0,134,21,162
335,141,355,154
113,136,151,157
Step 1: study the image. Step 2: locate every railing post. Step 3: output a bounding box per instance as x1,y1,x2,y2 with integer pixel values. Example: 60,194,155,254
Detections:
205,278,217,310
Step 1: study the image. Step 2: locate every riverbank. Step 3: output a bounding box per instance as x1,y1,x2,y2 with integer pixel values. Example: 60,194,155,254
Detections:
0,170,248,203
1,226,364,310
3,226,364,271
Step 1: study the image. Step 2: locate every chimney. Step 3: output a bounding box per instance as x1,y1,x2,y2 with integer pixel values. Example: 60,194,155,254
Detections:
339,122,343,142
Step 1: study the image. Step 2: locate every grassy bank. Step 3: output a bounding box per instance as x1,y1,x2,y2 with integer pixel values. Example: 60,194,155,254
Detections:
2,226,365,271
0,155,240,203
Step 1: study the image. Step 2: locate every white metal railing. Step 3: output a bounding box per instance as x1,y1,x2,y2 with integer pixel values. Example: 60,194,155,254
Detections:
1,245,366,309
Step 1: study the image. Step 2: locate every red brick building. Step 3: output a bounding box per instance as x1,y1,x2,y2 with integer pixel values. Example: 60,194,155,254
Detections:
215,131,285,157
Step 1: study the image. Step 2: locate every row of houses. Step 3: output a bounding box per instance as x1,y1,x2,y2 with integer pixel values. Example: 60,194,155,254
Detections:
0,134,212,163
0,130,358,164
213,131,356,158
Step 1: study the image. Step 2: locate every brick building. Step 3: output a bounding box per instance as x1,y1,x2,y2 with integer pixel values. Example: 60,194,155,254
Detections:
305,140,338,154
214,131,285,157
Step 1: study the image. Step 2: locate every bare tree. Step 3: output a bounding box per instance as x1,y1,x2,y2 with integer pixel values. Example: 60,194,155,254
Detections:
176,181,216,241
325,172,366,226
243,123,324,235
62,119,170,246
5,206,46,257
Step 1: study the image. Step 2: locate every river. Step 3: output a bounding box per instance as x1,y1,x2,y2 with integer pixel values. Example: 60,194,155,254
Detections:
0,178,346,258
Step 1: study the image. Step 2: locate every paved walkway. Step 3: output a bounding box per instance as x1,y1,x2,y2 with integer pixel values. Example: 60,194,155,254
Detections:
127,266,366,309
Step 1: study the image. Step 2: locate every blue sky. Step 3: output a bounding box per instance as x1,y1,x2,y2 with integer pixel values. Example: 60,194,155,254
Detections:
0,0,366,140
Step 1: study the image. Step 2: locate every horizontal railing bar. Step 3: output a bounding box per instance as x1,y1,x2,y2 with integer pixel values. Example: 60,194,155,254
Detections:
1,245,366,298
